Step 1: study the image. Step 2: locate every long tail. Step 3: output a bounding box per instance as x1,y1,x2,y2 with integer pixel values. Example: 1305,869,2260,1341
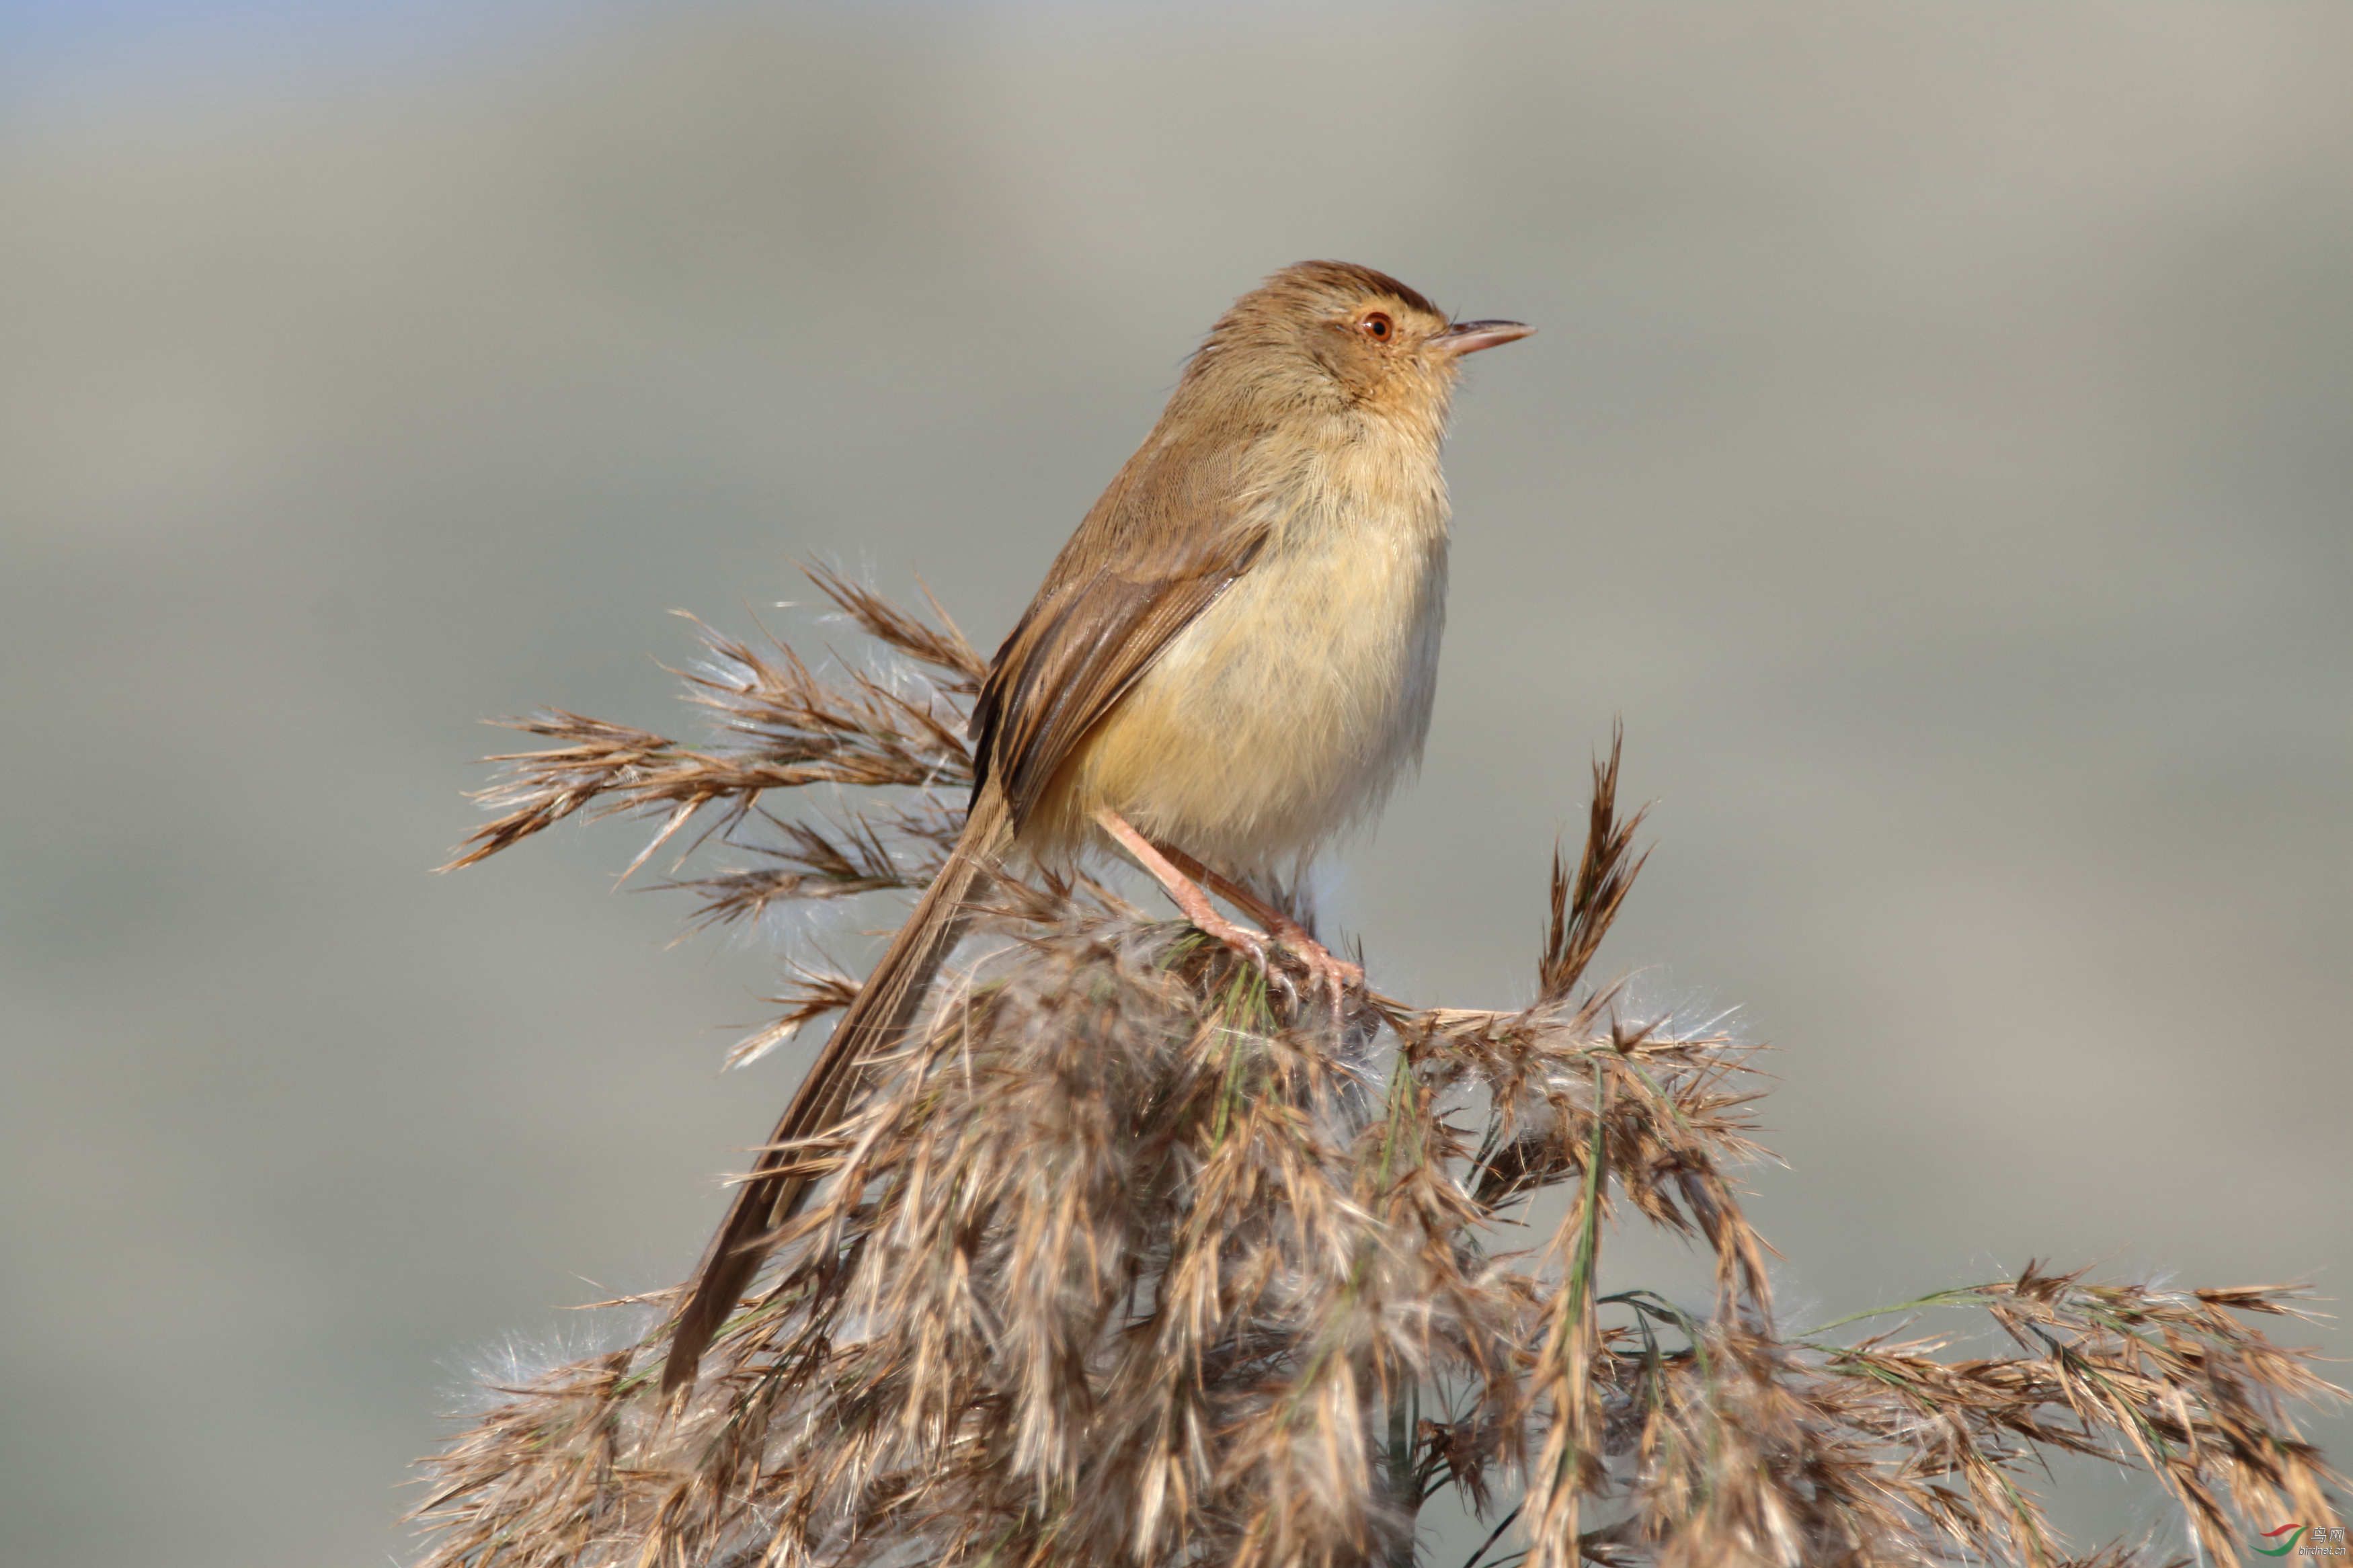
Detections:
662,786,1013,1392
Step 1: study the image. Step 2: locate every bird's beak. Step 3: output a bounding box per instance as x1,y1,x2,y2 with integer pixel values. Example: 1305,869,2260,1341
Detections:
1431,319,1534,356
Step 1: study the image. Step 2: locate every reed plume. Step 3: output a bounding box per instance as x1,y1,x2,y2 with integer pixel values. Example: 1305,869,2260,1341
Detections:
420,568,2342,1567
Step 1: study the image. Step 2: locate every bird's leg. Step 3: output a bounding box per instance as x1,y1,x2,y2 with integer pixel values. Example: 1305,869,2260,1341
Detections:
1147,839,1362,1011
1094,808,1270,971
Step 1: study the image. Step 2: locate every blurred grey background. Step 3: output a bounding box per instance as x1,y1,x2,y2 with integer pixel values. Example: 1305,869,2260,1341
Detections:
3,3,2348,1563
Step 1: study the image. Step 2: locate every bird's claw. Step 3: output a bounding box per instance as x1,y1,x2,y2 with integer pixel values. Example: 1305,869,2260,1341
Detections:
1185,909,1359,1018
1190,909,1274,976
1277,934,1362,1016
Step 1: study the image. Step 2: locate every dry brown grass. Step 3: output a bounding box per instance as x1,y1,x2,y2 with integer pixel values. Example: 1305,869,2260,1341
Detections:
421,570,2342,1567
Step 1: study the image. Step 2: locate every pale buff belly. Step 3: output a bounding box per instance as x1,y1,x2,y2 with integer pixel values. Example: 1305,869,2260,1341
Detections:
1047,519,1449,871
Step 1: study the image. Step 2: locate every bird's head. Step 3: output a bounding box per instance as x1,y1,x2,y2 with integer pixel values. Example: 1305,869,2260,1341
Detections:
1189,259,1531,434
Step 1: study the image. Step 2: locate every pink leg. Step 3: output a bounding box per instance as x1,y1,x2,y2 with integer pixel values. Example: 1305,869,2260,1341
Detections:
1095,809,1270,971
1096,813,1362,1009
1230,887,1361,1009
1166,849,1362,1010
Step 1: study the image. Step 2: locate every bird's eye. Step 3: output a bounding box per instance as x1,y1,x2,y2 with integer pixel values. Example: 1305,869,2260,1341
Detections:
1358,311,1394,341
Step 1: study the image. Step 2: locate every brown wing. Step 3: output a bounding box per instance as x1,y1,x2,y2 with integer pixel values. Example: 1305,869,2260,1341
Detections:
971,446,1267,830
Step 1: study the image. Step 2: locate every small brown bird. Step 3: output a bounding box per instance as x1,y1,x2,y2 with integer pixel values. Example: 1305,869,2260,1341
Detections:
663,261,1530,1391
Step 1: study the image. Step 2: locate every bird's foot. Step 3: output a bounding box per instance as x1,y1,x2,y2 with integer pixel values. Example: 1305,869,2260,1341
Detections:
1186,904,1274,975
1092,807,1361,1013
1265,921,1362,1014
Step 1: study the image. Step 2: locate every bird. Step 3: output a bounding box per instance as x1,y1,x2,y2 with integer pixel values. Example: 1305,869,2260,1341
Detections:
662,260,1530,1392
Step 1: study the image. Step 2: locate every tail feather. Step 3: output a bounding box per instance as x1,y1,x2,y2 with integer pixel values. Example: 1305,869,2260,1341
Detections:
661,786,1012,1392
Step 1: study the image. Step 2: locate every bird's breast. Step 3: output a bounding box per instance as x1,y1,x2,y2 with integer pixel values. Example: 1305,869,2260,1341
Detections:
1061,442,1450,870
